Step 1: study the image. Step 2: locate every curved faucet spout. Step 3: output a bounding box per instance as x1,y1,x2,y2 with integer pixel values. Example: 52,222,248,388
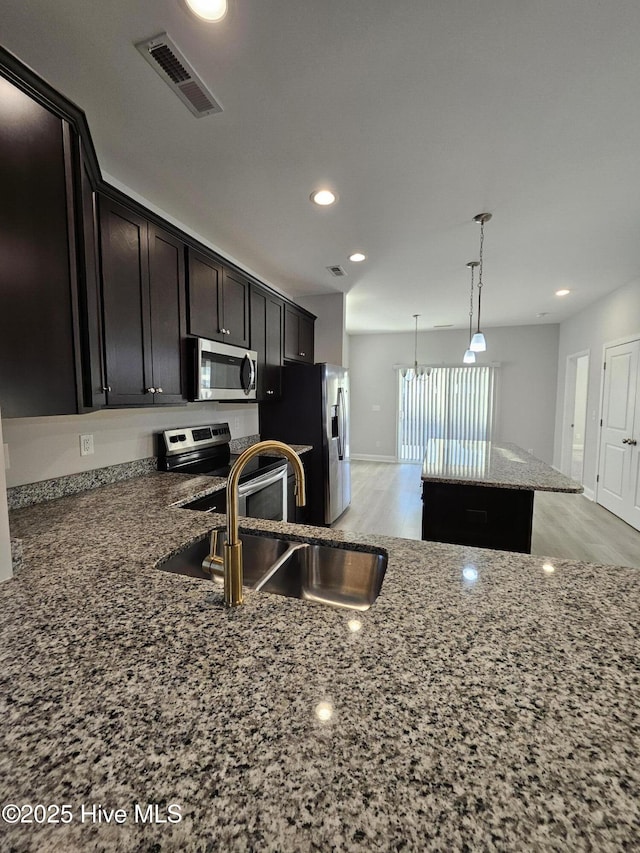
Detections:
223,440,306,607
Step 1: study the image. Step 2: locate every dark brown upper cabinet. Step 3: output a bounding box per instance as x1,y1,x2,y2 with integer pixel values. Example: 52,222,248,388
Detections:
98,196,187,407
284,305,315,364
0,75,97,418
221,267,250,348
250,284,283,400
187,249,249,348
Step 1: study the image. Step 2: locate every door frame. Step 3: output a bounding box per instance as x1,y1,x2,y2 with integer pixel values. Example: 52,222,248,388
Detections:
560,349,590,482
594,332,640,509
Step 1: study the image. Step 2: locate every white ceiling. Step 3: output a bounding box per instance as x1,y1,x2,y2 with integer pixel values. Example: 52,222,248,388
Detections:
3,0,640,334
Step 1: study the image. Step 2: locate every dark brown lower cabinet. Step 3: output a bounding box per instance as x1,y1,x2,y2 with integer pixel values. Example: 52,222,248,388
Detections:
99,197,187,407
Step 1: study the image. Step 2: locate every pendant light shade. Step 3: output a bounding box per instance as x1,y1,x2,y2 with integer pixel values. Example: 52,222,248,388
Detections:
469,332,486,352
472,212,492,353
463,348,476,364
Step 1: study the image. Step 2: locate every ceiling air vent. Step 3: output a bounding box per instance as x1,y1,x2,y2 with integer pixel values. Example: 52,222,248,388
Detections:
135,33,223,118
327,265,347,278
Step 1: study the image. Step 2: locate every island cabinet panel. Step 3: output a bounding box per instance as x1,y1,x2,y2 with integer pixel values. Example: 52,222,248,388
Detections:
99,197,187,407
422,481,534,553
284,305,315,364
250,284,283,400
186,250,249,348
0,77,82,417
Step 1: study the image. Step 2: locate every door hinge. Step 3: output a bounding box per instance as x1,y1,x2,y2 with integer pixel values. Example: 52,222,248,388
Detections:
603,362,606,370
600,418,603,427
596,474,600,483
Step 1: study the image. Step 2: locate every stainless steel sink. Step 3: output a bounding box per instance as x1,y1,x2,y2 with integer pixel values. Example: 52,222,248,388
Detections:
157,529,388,610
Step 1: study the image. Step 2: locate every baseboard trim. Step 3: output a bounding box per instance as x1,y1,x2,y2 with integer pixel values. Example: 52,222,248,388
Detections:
351,454,398,463
582,486,595,501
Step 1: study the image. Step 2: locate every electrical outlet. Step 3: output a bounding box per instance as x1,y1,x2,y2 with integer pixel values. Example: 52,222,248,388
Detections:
80,434,94,456
372,404,381,412
3,443,9,470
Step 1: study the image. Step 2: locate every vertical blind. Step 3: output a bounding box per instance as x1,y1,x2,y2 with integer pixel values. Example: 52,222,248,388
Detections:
397,365,496,462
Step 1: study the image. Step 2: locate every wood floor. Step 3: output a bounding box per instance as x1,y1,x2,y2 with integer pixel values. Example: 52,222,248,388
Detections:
334,460,640,568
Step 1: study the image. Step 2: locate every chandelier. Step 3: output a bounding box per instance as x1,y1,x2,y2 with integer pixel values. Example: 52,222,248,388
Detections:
401,314,427,381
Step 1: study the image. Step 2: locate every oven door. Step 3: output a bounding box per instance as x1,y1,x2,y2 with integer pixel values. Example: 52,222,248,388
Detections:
237,463,288,522
194,337,257,402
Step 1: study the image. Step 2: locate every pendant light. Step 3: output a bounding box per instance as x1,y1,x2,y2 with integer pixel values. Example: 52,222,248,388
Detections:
463,261,479,364
402,314,427,381
470,212,492,352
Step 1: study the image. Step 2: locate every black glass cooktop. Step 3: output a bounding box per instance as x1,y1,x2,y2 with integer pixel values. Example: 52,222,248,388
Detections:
173,453,286,481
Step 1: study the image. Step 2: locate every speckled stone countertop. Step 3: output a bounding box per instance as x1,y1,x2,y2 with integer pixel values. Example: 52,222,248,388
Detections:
1,471,637,851
421,439,583,492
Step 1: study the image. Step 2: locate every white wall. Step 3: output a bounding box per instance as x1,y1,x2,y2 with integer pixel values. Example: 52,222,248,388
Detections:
298,292,347,366
553,278,640,497
0,411,12,581
349,324,560,462
2,403,258,488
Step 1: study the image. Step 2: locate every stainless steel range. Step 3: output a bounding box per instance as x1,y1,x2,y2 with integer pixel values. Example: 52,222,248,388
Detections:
157,422,289,519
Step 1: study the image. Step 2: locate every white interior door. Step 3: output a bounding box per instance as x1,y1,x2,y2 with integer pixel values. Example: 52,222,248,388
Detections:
571,355,589,482
597,339,640,529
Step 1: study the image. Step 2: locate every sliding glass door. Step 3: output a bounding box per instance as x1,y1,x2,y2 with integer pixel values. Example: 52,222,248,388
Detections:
397,366,496,462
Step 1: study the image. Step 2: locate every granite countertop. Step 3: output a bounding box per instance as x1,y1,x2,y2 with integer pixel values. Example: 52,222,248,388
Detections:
421,439,584,492
1,471,638,851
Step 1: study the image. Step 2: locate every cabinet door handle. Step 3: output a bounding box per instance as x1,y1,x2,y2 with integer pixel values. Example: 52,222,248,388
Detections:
102,386,111,393
299,351,305,357
146,387,156,394
156,387,163,394
226,329,231,335
628,438,637,446
266,390,274,396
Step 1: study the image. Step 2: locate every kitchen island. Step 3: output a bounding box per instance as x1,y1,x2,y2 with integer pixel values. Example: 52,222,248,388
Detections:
421,440,583,553
1,470,638,852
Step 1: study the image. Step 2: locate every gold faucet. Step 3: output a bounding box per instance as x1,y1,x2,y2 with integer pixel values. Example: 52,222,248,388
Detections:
223,440,306,607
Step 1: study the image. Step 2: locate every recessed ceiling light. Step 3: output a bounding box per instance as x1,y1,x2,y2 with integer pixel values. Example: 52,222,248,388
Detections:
310,189,337,206
184,0,228,22
555,289,571,296
349,252,366,262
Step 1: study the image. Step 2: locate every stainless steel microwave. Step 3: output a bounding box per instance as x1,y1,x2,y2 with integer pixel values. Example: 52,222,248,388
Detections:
192,337,257,402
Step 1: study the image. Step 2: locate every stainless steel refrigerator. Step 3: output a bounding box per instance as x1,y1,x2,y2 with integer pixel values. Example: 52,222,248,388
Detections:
259,363,350,526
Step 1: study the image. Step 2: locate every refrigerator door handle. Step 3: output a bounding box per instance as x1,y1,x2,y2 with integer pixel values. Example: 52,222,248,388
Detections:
337,387,345,460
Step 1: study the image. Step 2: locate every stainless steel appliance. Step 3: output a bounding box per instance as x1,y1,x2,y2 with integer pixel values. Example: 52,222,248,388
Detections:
260,363,350,526
157,423,288,520
192,337,257,402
